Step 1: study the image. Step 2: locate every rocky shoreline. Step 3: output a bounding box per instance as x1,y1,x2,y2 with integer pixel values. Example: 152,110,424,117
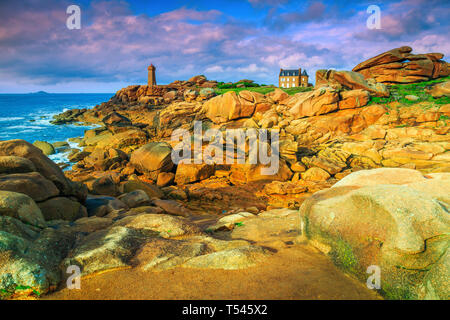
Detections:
1,47,449,300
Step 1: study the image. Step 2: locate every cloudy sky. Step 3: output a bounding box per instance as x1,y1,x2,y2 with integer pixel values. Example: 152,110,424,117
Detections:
0,0,448,93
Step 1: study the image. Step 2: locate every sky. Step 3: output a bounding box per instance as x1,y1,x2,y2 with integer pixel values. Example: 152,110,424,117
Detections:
0,0,449,93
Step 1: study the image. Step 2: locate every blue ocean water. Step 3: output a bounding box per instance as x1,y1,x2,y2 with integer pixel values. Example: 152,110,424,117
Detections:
0,93,112,163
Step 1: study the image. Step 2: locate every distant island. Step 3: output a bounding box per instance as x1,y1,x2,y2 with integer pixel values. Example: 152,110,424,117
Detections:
28,91,50,95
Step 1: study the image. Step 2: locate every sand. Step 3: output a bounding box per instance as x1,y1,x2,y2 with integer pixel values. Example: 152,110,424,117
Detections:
44,243,382,300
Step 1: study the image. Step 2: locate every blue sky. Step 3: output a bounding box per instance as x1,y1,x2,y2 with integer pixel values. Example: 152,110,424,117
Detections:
0,0,448,93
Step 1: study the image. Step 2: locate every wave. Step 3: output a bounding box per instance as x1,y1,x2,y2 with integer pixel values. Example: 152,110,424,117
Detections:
48,146,74,171
4,125,45,130
0,117,24,122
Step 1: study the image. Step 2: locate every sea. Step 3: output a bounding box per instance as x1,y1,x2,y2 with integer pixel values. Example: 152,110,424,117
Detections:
0,93,112,165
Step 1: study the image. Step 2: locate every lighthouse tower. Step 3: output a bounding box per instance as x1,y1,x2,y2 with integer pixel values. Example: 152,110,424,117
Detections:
148,64,157,87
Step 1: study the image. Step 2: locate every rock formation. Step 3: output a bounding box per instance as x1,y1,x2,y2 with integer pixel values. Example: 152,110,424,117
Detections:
353,46,449,84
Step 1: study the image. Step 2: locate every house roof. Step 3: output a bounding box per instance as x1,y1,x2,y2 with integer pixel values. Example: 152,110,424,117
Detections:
279,69,299,76
302,70,308,76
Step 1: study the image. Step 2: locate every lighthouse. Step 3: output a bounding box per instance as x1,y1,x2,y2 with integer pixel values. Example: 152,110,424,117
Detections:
148,64,157,87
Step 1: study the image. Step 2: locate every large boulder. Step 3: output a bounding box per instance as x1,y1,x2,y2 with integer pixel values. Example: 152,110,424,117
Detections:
113,213,202,238
229,159,293,184
353,46,413,71
32,141,55,156
0,156,36,174
63,226,151,276
338,89,370,109
352,46,449,84
117,190,151,208
130,142,174,180
0,172,60,202
83,148,128,171
284,87,340,119
175,163,215,185
95,129,148,152
301,167,331,181
102,112,132,129
266,88,289,103
427,81,450,98
0,220,77,298
0,140,72,195
332,168,426,188
300,171,450,300
133,238,209,271
156,172,175,188
87,175,120,196
133,235,263,272
230,208,300,243
406,178,450,206
315,70,389,97
37,197,88,221
120,179,164,199
0,190,45,227
204,91,257,124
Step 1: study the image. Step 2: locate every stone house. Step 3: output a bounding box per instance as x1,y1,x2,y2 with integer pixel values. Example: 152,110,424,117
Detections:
279,68,309,88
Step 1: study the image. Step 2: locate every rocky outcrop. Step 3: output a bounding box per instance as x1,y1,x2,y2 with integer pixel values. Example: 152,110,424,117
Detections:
315,70,390,97
0,140,88,225
284,87,340,119
300,169,450,300
204,91,259,124
130,142,174,180
32,141,55,156
0,172,60,202
50,108,87,125
0,156,36,174
83,148,128,171
0,216,77,298
0,140,83,198
353,46,450,84
0,190,46,227
427,81,450,98
175,163,215,185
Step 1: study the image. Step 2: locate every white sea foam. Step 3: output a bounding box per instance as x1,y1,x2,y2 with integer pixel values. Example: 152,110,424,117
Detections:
49,152,70,164
48,144,74,171
5,125,45,131
0,117,24,122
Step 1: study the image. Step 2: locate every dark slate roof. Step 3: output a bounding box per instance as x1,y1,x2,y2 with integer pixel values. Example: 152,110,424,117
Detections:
302,70,308,76
279,69,299,76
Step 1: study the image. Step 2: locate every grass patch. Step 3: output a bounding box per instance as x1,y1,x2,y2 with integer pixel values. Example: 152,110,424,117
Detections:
215,86,312,96
215,86,276,95
368,76,450,106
